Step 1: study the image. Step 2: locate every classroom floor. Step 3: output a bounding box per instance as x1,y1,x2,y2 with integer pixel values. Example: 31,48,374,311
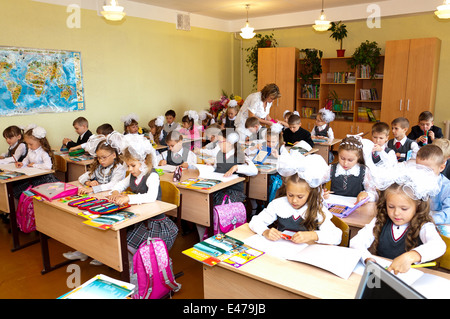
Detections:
0,217,204,299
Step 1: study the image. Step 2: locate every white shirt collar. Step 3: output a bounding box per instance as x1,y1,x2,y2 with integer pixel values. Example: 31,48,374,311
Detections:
394,136,407,145
9,141,18,150
335,163,361,177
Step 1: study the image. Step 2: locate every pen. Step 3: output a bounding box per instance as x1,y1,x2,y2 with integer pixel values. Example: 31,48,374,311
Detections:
411,261,436,268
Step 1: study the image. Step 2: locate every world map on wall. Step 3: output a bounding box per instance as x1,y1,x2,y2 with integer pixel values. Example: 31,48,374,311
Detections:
0,47,85,116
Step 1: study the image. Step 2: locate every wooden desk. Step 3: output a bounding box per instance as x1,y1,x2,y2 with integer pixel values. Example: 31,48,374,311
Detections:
341,202,377,238
203,224,450,299
0,164,54,251
159,168,245,236
64,158,94,182
34,188,176,281
313,138,341,164
248,165,276,202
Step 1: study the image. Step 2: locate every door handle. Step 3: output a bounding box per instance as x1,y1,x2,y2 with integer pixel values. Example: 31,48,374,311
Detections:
399,99,402,111
407,99,410,111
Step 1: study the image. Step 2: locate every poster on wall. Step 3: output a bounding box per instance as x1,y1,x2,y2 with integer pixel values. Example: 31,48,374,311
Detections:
0,46,85,116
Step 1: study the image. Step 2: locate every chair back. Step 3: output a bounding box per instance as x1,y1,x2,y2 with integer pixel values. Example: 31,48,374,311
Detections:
437,234,450,270
160,181,181,207
330,215,349,247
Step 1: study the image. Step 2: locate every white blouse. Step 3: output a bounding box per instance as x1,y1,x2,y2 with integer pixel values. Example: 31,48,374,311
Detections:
249,196,342,245
110,169,160,205
78,163,127,193
157,147,197,168
0,142,27,164
21,146,52,170
234,92,272,130
350,217,447,264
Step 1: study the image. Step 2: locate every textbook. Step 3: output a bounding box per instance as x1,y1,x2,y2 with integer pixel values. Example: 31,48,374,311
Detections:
58,274,135,299
83,210,136,230
325,194,369,218
182,247,222,266
244,234,361,280
252,148,270,164
194,164,239,182
0,169,25,180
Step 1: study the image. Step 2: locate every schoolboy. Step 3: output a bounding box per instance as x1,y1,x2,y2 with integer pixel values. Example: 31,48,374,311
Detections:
370,122,397,167
407,111,443,147
62,117,92,149
433,138,450,180
282,114,314,148
162,109,180,146
387,117,419,162
415,145,450,224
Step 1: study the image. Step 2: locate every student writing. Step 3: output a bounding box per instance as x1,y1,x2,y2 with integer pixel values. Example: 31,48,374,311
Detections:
0,125,27,164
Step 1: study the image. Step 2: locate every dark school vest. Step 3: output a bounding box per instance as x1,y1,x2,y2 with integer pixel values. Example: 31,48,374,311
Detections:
215,150,245,192
372,147,393,164
330,163,365,197
7,142,27,162
314,124,330,138
129,170,164,219
224,117,235,129
166,144,190,166
377,220,423,260
277,215,310,232
387,138,413,162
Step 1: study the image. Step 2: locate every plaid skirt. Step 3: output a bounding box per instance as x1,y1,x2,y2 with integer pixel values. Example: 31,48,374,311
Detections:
126,215,178,251
13,174,60,199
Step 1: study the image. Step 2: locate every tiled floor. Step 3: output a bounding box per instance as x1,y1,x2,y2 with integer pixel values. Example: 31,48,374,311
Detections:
0,218,204,299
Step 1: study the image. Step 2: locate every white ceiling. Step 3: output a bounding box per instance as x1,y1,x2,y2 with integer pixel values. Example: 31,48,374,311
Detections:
129,0,387,20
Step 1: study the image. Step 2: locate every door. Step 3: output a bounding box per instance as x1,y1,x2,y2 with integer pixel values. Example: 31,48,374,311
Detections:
380,39,410,123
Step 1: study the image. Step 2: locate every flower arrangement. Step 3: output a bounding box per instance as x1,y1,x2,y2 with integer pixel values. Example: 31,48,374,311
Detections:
208,90,245,122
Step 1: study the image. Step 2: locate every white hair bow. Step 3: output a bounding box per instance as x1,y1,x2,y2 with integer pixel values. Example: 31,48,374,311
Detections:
276,152,329,188
184,110,199,122
121,113,139,126
318,108,335,123
228,100,238,108
155,115,164,127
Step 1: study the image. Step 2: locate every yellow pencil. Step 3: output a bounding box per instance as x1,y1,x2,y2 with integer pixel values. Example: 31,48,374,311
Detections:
411,261,436,268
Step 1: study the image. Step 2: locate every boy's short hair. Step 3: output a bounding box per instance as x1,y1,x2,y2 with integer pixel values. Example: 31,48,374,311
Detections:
245,117,260,128
166,130,183,142
418,111,434,122
372,122,390,136
205,123,222,136
73,116,88,127
391,117,410,129
417,144,445,165
433,138,450,158
96,123,114,135
288,114,301,126
165,110,176,118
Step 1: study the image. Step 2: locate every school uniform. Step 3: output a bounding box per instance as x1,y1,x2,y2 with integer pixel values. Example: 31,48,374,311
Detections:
249,197,342,245
311,124,334,140
328,163,377,202
387,136,419,162
66,129,92,149
78,162,127,193
283,127,314,148
371,145,397,168
222,115,236,129
407,125,443,147
157,143,197,168
0,141,27,164
161,122,180,146
430,174,450,225
112,168,178,251
212,148,257,206
350,217,446,264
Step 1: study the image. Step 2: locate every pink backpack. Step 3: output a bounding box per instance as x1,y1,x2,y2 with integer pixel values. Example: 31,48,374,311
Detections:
16,186,36,233
131,238,181,299
207,195,246,239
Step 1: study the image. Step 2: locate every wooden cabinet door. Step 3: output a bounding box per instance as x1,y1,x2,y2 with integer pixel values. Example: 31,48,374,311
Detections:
380,39,411,123
257,48,277,91
274,47,298,120
331,121,354,139
404,38,441,124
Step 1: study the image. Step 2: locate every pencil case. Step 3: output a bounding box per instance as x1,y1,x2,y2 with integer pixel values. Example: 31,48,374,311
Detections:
76,199,108,210
69,149,85,157
68,197,97,207
87,202,131,215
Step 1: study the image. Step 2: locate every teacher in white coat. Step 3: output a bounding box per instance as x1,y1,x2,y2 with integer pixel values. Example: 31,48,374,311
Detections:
234,83,281,141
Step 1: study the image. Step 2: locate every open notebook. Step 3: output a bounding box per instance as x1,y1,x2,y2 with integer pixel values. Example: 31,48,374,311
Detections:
325,194,369,218
194,164,239,182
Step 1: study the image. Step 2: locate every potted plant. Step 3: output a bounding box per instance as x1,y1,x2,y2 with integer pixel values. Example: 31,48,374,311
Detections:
329,21,348,57
327,90,342,112
244,33,278,88
348,40,382,79
298,48,323,83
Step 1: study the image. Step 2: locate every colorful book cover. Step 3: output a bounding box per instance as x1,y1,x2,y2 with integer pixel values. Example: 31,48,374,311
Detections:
221,246,265,268
82,211,136,230
182,247,221,266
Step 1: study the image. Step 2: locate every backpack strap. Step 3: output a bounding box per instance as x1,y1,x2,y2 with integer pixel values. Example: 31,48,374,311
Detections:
150,239,181,292
137,243,154,299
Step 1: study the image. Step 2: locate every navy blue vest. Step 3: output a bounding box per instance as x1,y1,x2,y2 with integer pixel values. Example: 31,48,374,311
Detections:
330,163,365,197
129,170,163,219
166,144,190,166
388,138,413,162
377,220,423,259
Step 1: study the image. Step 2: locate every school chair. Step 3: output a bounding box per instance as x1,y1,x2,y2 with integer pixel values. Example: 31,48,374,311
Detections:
54,154,68,182
436,234,450,271
160,181,182,234
331,215,350,247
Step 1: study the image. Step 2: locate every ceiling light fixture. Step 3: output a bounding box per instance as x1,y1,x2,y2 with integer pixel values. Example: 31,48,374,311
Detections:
240,4,256,39
101,0,126,21
313,0,331,32
435,0,450,19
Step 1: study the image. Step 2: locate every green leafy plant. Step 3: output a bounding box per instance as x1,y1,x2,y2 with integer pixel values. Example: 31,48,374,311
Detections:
244,33,278,88
327,90,342,112
329,21,348,50
348,40,382,79
298,48,323,84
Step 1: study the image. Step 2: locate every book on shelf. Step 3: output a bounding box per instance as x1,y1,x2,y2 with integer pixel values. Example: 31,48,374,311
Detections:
301,107,315,118
360,65,371,78
326,72,355,84
301,84,320,99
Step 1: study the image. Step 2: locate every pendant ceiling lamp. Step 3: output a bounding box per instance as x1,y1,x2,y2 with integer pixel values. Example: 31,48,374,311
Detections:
435,0,450,19
101,0,126,21
240,4,256,39
313,0,331,32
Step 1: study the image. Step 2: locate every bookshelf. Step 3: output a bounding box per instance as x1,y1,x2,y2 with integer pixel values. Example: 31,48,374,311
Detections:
296,56,385,138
